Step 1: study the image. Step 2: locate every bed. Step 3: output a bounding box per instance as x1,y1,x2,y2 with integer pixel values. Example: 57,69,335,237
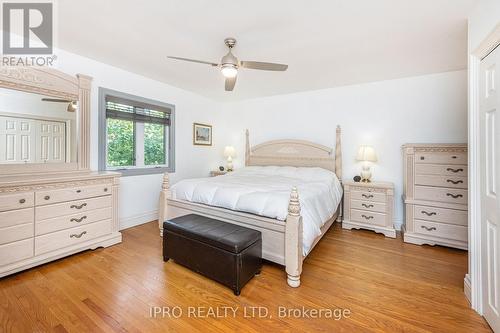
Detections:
158,126,343,287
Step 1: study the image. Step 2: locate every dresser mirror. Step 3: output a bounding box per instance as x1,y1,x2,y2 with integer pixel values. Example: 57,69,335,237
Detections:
0,87,78,165
0,67,92,175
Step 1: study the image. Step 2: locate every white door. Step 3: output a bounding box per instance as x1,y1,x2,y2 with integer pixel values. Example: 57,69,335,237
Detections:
0,116,36,163
37,121,66,163
481,44,500,331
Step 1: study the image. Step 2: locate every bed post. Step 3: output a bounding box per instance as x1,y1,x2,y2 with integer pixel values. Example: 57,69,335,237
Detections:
158,172,170,236
245,129,250,166
285,187,303,288
335,125,343,222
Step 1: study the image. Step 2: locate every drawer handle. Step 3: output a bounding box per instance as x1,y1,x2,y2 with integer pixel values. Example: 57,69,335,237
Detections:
421,210,437,216
19,198,26,204
76,189,82,193
70,231,87,239
362,203,374,208
104,188,108,192
362,194,374,199
70,203,87,209
44,195,50,200
420,156,425,160
446,193,463,199
447,179,463,185
70,215,87,223
451,155,457,159
447,168,463,173
421,226,437,231
361,214,374,220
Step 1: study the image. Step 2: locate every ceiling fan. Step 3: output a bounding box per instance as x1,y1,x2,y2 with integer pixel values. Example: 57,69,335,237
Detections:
41,98,77,112
167,38,288,91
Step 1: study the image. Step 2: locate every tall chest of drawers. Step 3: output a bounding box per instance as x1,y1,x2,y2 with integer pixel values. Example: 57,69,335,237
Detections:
402,144,468,250
0,172,122,277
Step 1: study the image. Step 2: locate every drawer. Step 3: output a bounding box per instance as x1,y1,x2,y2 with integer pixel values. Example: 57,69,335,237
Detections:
415,186,467,205
0,192,34,212
414,205,467,226
415,152,467,165
350,191,386,203
415,164,467,177
36,184,111,206
35,219,112,256
350,209,386,226
414,219,467,242
415,175,467,189
0,238,33,266
36,196,112,221
350,200,386,213
36,207,112,236
0,223,33,245
0,207,33,228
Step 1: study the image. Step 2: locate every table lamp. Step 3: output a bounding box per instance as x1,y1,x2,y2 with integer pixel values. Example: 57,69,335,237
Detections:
224,146,236,171
356,145,377,182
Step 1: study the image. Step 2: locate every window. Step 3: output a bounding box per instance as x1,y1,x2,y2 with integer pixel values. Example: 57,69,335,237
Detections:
98,88,175,176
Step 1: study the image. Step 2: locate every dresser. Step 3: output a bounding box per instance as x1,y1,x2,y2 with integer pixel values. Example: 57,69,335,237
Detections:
0,172,121,277
0,67,122,278
343,181,396,238
402,144,468,250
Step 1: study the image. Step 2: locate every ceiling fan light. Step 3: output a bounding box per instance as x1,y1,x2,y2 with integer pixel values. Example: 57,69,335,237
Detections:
221,64,237,78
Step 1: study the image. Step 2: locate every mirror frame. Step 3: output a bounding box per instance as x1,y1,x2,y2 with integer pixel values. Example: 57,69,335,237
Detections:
0,66,91,175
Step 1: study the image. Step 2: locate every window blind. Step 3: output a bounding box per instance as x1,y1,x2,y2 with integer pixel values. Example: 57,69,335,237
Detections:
105,96,171,125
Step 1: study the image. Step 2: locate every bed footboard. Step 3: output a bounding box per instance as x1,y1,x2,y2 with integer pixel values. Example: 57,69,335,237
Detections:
158,172,305,288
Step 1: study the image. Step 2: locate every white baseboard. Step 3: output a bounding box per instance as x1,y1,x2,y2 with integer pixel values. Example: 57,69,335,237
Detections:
464,273,472,305
120,210,158,230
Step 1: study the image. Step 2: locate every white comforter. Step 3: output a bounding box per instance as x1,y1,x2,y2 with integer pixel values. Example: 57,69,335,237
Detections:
170,166,343,255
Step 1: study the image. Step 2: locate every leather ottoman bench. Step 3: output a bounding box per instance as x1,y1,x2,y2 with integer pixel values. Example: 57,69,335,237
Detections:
163,214,262,295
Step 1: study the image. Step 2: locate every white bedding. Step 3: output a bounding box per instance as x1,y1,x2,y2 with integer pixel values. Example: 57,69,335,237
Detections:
170,166,343,255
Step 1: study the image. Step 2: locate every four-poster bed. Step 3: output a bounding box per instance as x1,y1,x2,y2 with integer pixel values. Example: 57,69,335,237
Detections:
158,126,343,287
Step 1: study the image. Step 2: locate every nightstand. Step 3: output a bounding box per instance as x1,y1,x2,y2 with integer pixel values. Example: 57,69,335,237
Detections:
210,170,228,177
343,181,396,238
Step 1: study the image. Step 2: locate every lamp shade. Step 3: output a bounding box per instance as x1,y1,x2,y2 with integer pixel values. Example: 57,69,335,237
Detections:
356,145,377,162
224,146,236,158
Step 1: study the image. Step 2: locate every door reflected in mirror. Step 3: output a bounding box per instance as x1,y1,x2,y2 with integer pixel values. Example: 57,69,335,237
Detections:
0,88,77,164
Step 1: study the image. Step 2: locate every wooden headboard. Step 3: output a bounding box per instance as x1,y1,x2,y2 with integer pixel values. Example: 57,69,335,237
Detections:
245,126,342,179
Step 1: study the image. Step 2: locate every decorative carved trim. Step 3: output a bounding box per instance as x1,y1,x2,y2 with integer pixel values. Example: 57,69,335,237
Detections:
0,66,78,99
415,147,468,153
288,187,301,216
0,178,113,194
162,173,170,190
349,186,388,193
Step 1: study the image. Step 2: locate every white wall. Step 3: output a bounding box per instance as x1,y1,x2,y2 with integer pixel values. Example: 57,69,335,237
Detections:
220,70,468,228
54,49,223,229
468,0,500,52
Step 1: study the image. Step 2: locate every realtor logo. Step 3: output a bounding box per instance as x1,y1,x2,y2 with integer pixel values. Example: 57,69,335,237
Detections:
2,2,53,54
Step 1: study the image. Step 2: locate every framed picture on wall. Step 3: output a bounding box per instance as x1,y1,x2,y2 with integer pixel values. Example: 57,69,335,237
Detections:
193,123,212,146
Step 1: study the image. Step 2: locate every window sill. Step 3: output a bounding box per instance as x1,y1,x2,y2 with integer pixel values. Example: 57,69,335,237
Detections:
106,166,174,177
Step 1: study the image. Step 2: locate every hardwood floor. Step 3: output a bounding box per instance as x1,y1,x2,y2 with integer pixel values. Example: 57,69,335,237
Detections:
0,221,491,332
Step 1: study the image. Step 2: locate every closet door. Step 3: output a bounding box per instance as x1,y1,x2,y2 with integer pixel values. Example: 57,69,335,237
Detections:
0,116,36,163
480,44,500,331
37,121,66,163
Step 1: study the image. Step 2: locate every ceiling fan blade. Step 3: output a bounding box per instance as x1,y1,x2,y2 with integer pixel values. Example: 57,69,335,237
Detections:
41,98,71,103
225,76,237,91
240,61,288,71
167,56,218,67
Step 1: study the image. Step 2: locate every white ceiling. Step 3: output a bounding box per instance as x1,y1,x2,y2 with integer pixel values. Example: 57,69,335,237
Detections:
58,0,478,101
